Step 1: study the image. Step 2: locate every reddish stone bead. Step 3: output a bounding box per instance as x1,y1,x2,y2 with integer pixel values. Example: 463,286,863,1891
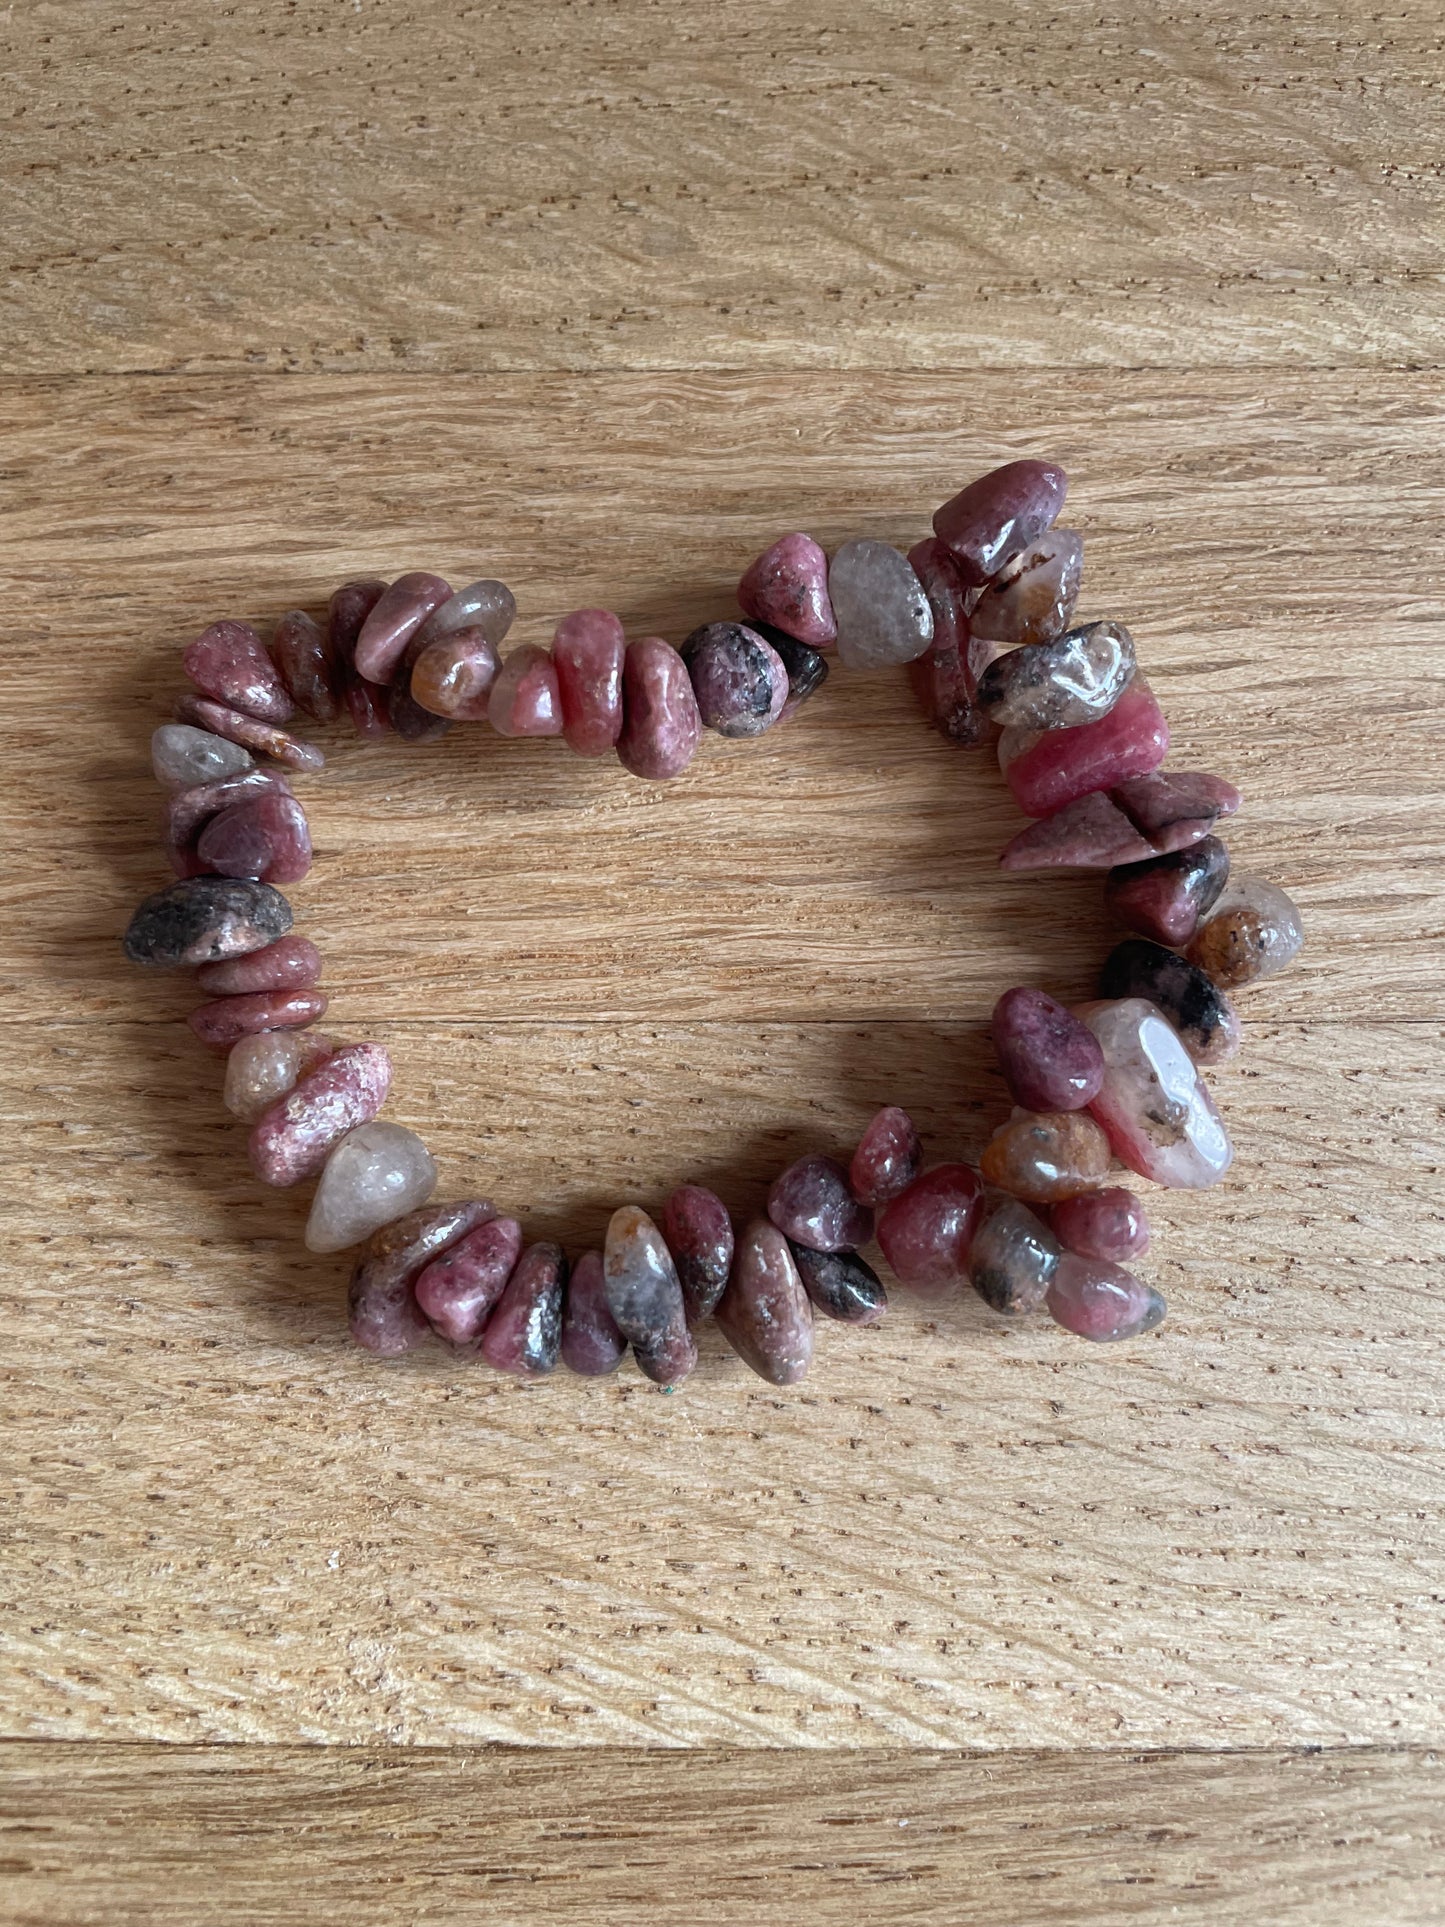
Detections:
849,1106,923,1208
768,1154,873,1253
875,1164,983,1297
329,579,393,738
737,533,837,647
480,1242,567,1378
604,1205,697,1386
979,1109,1112,1205
1000,677,1169,819
992,987,1106,1112
617,637,702,781
789,1242,887,1325
271,608,342,724
970,528,1083,649
932,460,1068,586
196,791,312,884
354,571,453,684
560,1249,628,1376
182,620,295,724
249,1041,392,1188
165,768,293,877
175,694,325,773
408,630,501,721
681,623,788,737
1105,836,1231,948
1046,1255,1165,1342
552,609,626,754
1099,938,1241,1066
198,935,323,996
1112,770,1241,854
657,1183,734,1324
124,877,293,969
345,674,393,740
188,987,327,1051
999,792,1155,871
414,1214,521,1347
349,1199,495,1357
1051,1188,1150,1263
715,1218,813,1385
489,644,564,737
906,538,990,747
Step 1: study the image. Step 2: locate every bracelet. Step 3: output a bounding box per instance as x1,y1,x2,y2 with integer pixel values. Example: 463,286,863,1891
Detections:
123,459,1304,1388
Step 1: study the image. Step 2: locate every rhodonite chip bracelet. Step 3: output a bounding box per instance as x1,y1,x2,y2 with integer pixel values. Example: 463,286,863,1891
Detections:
123,460,1305,1384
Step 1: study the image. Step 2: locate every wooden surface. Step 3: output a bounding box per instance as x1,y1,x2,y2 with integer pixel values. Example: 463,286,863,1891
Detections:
3,1,1444,1920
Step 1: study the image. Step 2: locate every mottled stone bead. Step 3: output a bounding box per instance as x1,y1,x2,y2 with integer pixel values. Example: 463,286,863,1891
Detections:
828,540,934,669
412,578,516,650
992,987,1105,1113
604,1205,697,1386
175,694,325,773
907,623,990,749
980,1109,1112,1204
222,1028,334,1122
746,622,829,722
249,1041,392,1188
768,1154,873,1252
188,986,328,1051
349,1199,494,1356
875,1165,983,1298
970,528,1083,649
978,620,1135,733
999,793,1155,872
1099,938,1241,1066
737,533,837,647
932,460,1068,586
481,1243,568,1379
657,1183,734,1324
1050,1188,1150,1263
166,769,293,877
415,1215,522,1348
1112,770,1241,854
408,630,501,721
305,1122,438,1254
196,791,312,885
354,571,453,684
183,620,295,724
488,644,564,737
715,1218,813,1385
1000,677,1169,819
849,1106,922,1208
1080,997,1233,1189
1186,874,1304,990
907,537,976,658
552,609,627,754
559,1249,628,1376
617,638,702,781
968,1200,1060,1315
386,638,453,744
198,935,323,996
1046,1255,1165,1342
271,609,342,724
1105,836,1231,948
124,877,293,969
680,622,787,737
152,723,255,789
789,1242,887,1325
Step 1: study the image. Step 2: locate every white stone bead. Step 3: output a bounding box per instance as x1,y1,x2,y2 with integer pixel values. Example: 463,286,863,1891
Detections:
827,540,934,669
305,1123,438,1254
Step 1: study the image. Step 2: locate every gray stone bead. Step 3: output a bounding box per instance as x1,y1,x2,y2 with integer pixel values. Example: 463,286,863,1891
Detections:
828,540,934,670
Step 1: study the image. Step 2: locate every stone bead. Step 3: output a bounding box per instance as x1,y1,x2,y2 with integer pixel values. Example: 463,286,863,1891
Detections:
188,986,328,1051
979,1109,1112,1204
559,1249,628,1376
968,1200,1060,1316
412,578,516,651
345,674,393,740
166,769,294,876
767,1154,873,1253
737,533,837,647
657,1184,734,1324
271,608,342,724
305,1122,438,1255
999,793,1156,872
969,528,1083,649
932,460,1068,586
481,1242,568,1378
1112,770,1242,854
197,935,323,996
354,571,453,684
1185,874,1304,990
828,540,934,670
552,609,626,754
488,644,564,737
978,620,1135,734
875,1164,983,1298
182,619,295,724
991,988,1106,1112
746,622,829,722
408,630,501,721
789,1242,887,1325
175,694,325,773
1105,836,1231,948
1080,997,1233,1189
604,1205,697,1386
1046,1255,1166,1342
124,877,293,969
1000,677,1169,818
617,637,702,781
848,1106,923,1208
1099,938,1241,1066
349,1199,494,1356
1050,1188,1150,1263
222,1028,334,1122
249,1041,392,1188
152,723,255,789
680,622,788,737
328,579,388,663
195,791,312,884
386,642,453,745
715,1218,814,1385
906,538,989,747
415,1215,522,1348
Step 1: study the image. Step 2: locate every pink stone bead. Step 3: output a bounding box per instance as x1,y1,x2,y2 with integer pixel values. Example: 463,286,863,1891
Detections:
1112,770,1242,853
349,1200,495,1356
481,1242,567,1378
249,1041,392,1188
560,1249,628,1376
166,768,293,877
197,935,323,995
329,579,393,738
737,533,837,648
604,1205,697,1386
681,623,788,737
415,1214,522,1347
409,630,502,721
188,986,328,1052
617,637,702,781
991,988,1105,1113
1080,997,1233,1189
1000,677,1169,819
657,1183,734,1324
271,609,342,724
999,793,1156,872
715,1218,813,1385
1105,837,1231,948
932,460,1069,586
1046,1255,1165,1342
196,791,312,885
175,694,324,773
354,571,453,684
488,644,564,737
1051,1188,1150,1263
875,1164,983,1298
906,538,989,747
969,528,1083,648
767,1154,873,1252
182,620,295,724
552,609,626,754
849,1106,923,1208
